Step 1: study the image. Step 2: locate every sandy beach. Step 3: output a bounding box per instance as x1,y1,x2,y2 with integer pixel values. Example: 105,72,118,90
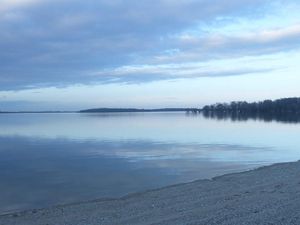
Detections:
1,161,300,225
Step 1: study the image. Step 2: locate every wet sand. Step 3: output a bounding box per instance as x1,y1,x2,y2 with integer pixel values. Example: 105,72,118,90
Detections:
1,161,300,225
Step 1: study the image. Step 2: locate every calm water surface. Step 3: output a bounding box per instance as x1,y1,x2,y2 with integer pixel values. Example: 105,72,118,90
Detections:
1,112,300,214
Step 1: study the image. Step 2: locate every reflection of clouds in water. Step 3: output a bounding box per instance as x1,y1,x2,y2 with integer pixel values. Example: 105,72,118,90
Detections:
0,135,293,214
0,136,269,214
1,113,300,155
0,135,274,164
0,136,276,172
1,113,300,214
87,141,273,163
0,136,282,166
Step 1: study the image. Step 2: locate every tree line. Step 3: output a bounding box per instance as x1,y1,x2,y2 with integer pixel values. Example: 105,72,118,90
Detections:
201,97,300,123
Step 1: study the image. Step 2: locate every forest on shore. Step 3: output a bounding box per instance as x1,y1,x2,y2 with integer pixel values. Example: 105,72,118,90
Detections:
201,97,300,123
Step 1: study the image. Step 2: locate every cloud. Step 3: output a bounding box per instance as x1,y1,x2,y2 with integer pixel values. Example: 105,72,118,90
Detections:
0,0,39,12
246,24,300,42
153,24,300,64
0,0,299,90
90,61,277,84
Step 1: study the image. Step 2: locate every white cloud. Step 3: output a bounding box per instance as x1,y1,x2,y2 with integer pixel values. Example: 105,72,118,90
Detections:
152,23,300,64
90,55,278,84
242,24,300,43
0,0,299,90
0,0,39,12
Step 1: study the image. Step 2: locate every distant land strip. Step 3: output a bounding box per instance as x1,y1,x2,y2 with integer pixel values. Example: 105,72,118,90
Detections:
0,108,201,114
79,108,200,113
0,111,76,114
1,97,299,114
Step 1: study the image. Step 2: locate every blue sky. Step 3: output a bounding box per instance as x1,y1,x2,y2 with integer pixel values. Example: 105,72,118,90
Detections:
0,0,300,110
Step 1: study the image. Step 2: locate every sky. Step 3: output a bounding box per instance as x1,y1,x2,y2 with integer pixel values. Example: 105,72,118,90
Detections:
0,0,300,111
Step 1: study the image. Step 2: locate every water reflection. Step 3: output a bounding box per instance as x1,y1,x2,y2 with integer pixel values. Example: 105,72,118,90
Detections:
0,136,272,214
0,112,300,214
202,111,300,123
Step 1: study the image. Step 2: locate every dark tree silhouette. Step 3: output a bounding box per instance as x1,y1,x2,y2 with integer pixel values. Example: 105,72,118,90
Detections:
202,98,300,123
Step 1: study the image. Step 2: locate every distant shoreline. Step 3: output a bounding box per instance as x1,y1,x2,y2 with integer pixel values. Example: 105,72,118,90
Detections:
1,160,300,224
1,97,299,114
0,111,76,114
0,108,201,114
79,108,200,113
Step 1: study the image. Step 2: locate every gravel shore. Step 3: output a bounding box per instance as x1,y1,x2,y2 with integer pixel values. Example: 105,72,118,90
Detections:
1,161,300,225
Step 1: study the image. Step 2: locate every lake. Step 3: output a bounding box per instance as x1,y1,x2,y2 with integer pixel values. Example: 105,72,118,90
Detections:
1,112,300,214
